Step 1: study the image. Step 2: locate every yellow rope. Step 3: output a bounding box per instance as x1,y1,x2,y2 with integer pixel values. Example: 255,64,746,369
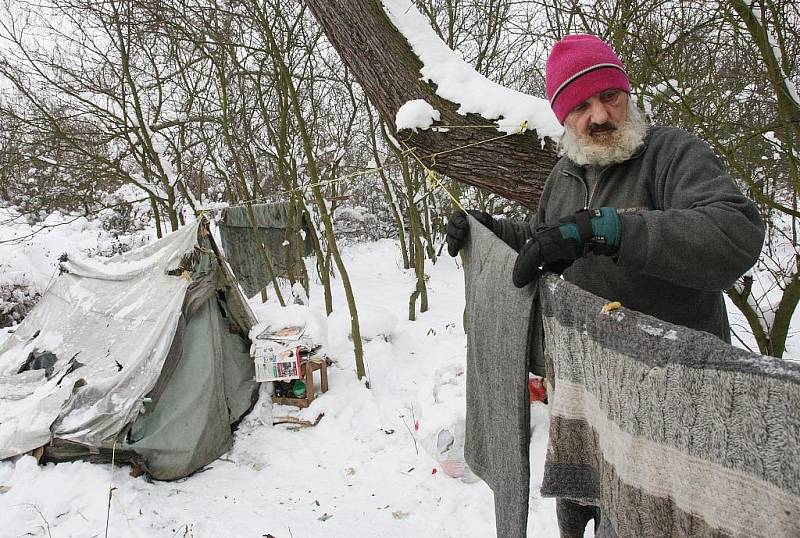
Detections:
424,131,519,161
403,143,466,212
416,120,528,162
104,435,138,537
429,169,465,212
230,120,530,207
399,120,527,212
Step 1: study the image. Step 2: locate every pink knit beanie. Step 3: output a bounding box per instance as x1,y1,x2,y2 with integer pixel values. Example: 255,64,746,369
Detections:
546,34,631,124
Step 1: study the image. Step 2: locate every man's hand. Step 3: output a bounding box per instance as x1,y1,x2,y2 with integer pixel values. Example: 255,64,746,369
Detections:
512,207,620,287
446,210,496,257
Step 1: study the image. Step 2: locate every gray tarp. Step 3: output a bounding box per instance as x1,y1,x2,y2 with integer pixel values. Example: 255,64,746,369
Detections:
218,203,311,298
0,222,200,456
123,294,255,479
0,220,259,479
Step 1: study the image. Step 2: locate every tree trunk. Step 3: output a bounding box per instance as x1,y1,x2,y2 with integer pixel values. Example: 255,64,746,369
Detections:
149,194,163,239
304,0,557,209
366,107,411,268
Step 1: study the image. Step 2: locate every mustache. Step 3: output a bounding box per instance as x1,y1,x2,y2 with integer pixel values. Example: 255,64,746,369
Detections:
588,122,617,135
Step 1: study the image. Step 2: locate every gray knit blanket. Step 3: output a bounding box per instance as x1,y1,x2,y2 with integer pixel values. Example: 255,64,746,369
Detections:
462,222,800,537
463,216,536,538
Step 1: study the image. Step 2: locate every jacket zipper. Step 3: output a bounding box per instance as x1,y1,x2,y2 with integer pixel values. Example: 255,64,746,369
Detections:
562,166,611,209
561,170,591,209
587,165,612,209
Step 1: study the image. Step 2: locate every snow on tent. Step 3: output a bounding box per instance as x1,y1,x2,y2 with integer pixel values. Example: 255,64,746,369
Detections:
0,219,259,480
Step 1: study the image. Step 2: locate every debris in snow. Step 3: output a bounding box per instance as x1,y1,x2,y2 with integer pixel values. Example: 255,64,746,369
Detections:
601,301,622,314
639,324,679,340
395,99,441,132
35,155,57,165
272,413,324,429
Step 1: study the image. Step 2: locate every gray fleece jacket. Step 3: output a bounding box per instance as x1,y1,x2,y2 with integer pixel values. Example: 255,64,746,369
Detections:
494,125,765,342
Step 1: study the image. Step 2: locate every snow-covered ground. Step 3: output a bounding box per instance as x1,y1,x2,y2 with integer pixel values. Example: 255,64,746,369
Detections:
0,221,560,537
2,207,795,538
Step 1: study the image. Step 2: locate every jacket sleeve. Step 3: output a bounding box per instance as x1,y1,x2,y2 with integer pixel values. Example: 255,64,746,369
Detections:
616,131,764,291
491,167,559,252
492,218,533,252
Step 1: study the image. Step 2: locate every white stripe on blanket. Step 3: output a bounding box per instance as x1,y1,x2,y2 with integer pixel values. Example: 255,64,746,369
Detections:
551,378,799,537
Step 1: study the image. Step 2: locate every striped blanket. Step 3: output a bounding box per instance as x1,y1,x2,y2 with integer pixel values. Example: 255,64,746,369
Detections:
539,275,800,537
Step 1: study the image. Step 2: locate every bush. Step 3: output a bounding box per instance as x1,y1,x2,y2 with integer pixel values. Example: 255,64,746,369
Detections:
0,283,40,328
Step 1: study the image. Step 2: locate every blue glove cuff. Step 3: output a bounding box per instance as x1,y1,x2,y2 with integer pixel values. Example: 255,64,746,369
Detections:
558,207,620,248
558,222,581,243
592,207,620,248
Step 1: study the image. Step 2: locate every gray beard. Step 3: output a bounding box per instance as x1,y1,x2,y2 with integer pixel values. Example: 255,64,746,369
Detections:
559,102,648,167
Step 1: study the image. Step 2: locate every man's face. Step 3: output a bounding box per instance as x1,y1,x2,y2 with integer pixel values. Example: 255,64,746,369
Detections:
563,89,629,147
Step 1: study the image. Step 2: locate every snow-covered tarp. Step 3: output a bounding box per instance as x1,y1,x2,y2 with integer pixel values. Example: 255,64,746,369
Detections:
0,221,200,457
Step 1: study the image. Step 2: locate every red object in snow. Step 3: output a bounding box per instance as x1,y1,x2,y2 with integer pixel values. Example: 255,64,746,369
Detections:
431,468,438,475
529,377,546,403
414,419,420,431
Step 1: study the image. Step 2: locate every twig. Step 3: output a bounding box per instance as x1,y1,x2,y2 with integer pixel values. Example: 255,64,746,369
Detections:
25,504,52,538
398,406,419,455
105,436,119,538
105,487,117,538
0,214,86,245
730,326,755,352
272,413,324,427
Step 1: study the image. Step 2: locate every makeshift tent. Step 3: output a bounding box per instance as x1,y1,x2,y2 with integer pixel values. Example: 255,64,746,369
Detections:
218,202,312,298
0,219,259,480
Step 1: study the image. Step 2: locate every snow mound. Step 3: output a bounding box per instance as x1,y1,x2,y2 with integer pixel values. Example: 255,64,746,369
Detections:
327,303,398,343
396,99,441,132
248,302,329,349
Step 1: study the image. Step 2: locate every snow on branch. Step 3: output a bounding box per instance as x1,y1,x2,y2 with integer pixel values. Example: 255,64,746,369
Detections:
380,0,562,138
395,99,441,133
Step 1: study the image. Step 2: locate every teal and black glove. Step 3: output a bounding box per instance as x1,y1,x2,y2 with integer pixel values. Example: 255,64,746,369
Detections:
512,207,620,288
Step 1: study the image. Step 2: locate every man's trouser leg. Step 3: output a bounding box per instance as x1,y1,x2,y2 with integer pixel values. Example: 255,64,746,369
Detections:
556,498,600,537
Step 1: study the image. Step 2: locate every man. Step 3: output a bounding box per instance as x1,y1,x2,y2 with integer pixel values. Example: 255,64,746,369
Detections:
447,34,764,536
